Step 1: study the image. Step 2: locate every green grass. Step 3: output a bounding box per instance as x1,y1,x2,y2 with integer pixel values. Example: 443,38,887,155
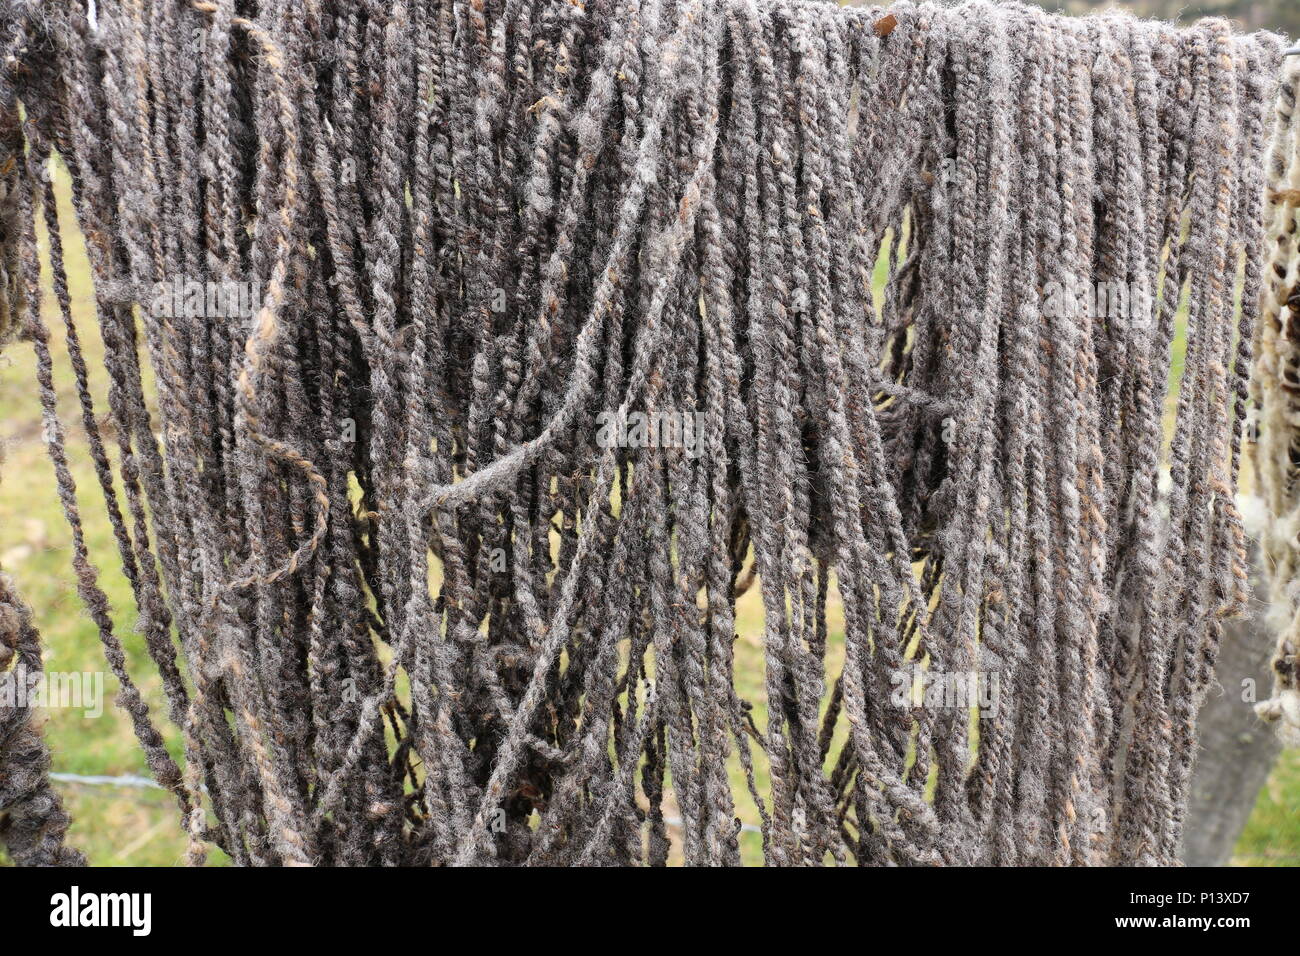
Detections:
0,162,1292,866
1236,751,1300,865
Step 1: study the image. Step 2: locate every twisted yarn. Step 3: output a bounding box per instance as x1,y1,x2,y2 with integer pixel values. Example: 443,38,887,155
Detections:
1252,57,1300,748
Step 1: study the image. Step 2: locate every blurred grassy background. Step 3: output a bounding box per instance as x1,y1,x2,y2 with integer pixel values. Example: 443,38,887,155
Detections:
1057,0,1300,37
4,6,1300,861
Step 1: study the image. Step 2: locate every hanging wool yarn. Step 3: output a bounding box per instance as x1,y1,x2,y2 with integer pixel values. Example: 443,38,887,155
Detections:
1252,56,1300,748
0,0,1287,866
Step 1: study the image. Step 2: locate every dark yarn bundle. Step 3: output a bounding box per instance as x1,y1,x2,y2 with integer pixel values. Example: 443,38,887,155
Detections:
0,0,1285,866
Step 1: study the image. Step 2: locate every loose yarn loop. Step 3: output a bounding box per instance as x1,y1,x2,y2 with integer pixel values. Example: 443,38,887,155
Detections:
0,0,1284,865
